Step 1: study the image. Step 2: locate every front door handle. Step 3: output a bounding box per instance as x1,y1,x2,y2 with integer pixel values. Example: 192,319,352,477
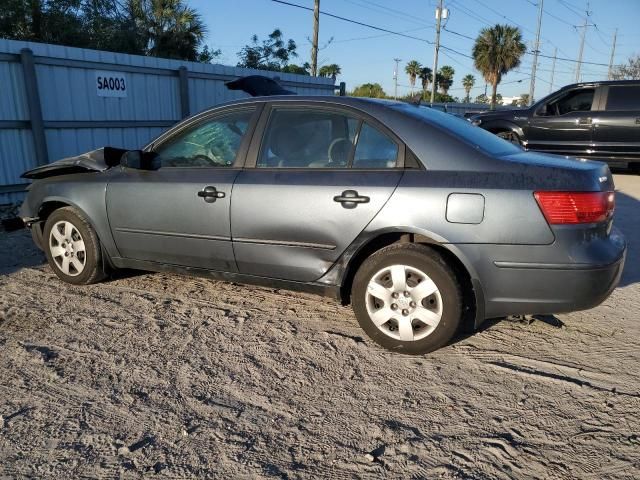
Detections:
577,117,592,125
197,186,225,203
635,117,640,125
333,190,370,209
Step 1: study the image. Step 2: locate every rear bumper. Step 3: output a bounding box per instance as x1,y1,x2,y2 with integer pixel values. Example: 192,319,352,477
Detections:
455,227,627,319
485,252,625,317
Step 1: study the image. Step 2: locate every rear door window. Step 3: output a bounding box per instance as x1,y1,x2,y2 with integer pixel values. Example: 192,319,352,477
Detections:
257,109,358,168
605,86,640,111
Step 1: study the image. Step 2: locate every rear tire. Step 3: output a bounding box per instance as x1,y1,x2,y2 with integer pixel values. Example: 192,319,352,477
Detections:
43,207,106,285
351,244,463,355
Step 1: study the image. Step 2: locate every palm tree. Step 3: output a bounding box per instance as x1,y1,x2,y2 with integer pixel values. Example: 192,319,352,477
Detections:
462,74,475,103
318,63,341,81
418,67,433,99
131,0,207,61
405,60,422,93
437,65,455,95
472,24,526,110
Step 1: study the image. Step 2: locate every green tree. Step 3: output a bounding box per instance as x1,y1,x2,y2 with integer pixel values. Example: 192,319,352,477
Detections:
405,60,422,93
475,93,489,104
611,54,640,80
462,74,475,103
318,63,341,80
282,63,310,75
351,83,386,98
437,65,455,95
517,93,530,107
131,0,207,61
0,0,212,61
196,45,222,63
237,28,297,71
418,67,433,98
472,24,526,110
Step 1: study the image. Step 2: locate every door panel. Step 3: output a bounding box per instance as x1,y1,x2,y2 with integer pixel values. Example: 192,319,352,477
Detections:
106,107,258,270
230,170,402,281
107,168,238,270
592,85,640,160
526,87,595,156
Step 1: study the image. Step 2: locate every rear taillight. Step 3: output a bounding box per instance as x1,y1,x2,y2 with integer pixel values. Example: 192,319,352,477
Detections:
534,191,615,224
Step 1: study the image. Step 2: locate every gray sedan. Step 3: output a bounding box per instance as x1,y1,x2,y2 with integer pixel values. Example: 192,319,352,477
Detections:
18,96,627,354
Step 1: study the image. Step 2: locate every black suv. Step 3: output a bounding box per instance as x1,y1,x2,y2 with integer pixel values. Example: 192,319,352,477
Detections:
471,80,640,170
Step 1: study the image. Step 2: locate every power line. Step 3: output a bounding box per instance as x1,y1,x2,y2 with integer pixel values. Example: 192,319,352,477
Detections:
441,25,610,67
333,27,430,44
343,0,434,29
473,0,538,36
271,0,474,59
556,0,583,17
271,0,437,45
272,0,613,71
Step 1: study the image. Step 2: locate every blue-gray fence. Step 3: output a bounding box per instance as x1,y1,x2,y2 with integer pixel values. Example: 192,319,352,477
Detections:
0,38,336,204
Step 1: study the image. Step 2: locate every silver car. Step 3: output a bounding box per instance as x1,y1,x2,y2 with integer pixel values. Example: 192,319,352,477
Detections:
18,96,627,354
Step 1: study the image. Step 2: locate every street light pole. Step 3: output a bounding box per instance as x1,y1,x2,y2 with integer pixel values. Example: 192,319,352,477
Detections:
607,28,618,80
393,58,401,100
549,47,557,93
430,0,444,104
528,0,543,106
575,1,593,83
310,0,320,76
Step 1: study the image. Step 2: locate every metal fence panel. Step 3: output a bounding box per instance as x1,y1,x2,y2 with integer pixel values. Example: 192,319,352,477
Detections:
0,38,335,203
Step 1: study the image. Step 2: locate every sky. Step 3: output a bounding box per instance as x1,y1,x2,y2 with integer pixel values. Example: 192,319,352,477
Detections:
191,0,640,101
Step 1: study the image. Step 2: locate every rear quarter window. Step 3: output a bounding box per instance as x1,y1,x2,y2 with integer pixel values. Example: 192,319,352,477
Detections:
605,86,640,111
393,104,521,156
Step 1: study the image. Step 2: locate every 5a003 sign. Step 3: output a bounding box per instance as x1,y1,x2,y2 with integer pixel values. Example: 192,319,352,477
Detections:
95,71,127,98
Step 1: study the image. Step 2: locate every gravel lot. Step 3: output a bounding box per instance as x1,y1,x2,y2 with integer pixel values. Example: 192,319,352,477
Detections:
1,174,639,479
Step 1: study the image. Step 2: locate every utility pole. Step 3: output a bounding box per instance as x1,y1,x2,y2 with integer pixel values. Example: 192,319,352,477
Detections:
528,0,543,106
430,0,446,104
575,1,593,83
607,28,618,80
393,58,401,100
310,0,320,76
549,47,557,93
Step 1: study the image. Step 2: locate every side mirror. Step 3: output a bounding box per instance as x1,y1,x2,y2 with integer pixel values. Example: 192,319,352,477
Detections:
120,150,160,170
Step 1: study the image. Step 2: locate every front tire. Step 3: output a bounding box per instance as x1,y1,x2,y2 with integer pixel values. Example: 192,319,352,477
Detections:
43,207,106,285
496,130,522,146
351,244,463,355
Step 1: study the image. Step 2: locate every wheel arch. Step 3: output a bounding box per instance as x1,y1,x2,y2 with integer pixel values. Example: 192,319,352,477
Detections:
483,120,525,139
332,227,484,329
35,197,116,271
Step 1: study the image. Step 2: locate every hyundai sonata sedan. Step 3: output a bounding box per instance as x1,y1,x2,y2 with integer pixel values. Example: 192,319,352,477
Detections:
17,95,626,354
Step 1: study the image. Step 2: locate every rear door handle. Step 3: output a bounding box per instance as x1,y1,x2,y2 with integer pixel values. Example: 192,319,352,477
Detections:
333,190,370,209
577,117,592,125
197,186,225,203
635,117,640,125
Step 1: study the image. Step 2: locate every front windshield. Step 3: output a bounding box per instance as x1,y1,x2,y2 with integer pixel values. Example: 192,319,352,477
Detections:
394,104,521,156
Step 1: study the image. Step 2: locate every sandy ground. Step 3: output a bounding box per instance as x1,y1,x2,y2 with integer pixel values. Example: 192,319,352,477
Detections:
0,175,639,479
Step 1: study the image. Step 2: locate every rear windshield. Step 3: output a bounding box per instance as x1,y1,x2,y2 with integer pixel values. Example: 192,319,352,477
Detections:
391,104,522,156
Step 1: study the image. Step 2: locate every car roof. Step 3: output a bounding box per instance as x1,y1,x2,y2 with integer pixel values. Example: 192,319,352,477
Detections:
559,79,640,90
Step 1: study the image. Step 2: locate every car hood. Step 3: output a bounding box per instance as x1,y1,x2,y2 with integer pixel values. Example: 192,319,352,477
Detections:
21,147,127,180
